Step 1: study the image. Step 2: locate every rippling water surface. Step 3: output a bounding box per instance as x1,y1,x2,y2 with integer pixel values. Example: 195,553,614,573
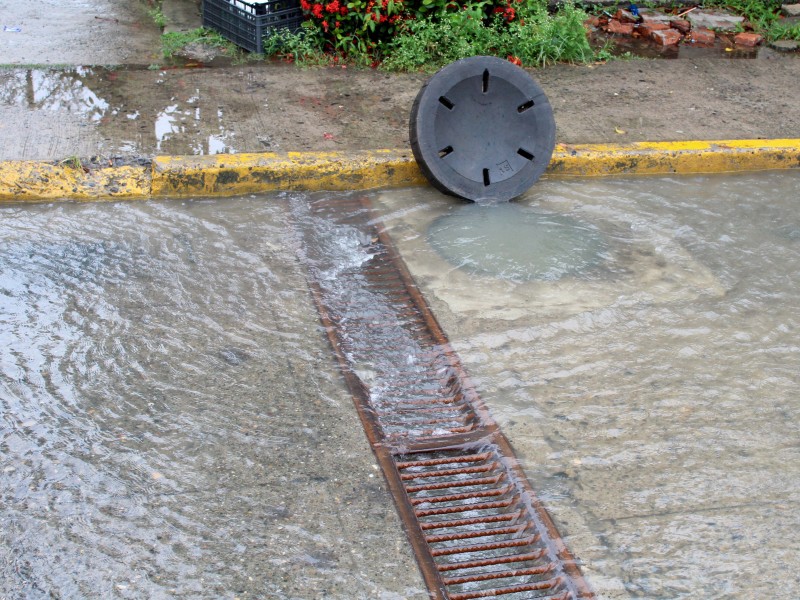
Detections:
0,198,424,599
2,172,799,599
372,171,800,599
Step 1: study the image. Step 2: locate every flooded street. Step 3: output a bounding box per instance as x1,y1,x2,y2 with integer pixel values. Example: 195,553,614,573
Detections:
373,171,800,598
1,171,799,598
0,198,425,599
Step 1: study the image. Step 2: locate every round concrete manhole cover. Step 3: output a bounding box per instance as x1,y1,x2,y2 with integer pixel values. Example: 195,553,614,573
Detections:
410,56,556,204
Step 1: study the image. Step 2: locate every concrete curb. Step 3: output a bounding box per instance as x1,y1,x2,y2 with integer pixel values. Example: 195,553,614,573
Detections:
1,140,798,202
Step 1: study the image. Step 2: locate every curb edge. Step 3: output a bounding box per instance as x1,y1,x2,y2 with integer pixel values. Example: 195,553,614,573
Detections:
1,140,798,202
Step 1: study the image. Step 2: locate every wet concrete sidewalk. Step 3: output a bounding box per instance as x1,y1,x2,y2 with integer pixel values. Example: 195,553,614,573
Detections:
1,0,799,163
2,58,800,163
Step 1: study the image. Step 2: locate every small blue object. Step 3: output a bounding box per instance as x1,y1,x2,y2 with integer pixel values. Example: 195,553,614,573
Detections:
629,4,639,17
3,25,23,32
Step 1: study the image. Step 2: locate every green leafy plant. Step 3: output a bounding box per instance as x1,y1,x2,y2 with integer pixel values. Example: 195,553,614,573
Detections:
266,0,597,69
147,5,167,29
703,0,800,41
261,24,333,65
382,0,592,71
298,0,409,58
58,156,85,171
161,28,238,58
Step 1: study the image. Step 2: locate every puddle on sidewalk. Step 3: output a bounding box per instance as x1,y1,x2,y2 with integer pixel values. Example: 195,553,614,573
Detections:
0,63,416,162
0,66,240,161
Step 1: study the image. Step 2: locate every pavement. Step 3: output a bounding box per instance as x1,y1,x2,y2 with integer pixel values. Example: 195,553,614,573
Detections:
1,0,800,199
1,3,799,598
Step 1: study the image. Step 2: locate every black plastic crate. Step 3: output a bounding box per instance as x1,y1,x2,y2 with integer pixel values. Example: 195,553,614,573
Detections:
202,0,303,54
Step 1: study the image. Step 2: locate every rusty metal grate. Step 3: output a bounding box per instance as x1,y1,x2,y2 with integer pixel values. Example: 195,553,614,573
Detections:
296,194,594,600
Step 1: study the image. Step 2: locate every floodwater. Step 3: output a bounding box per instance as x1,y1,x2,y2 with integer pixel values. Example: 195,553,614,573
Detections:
1,171,799,598
0,198,426,599
371,171,800,598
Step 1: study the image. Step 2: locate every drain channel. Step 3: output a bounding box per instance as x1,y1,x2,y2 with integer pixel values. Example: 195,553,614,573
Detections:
298,195,594,600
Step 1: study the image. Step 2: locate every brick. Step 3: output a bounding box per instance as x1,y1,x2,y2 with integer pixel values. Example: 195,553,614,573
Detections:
687,9,744,31
651,28,682,46
670,19,691,33
607,19,634,35
584,15,601,28
614,9,639,23
768,39,800,52
637,22,670,38
734,32,763,46
783,4,800,18
688,27,716,44
639,8,673,25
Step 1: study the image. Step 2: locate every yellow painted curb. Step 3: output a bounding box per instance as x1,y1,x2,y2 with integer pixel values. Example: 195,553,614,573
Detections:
550,139,800,176
0,160,150,202
1,140,798,202
151,149,427,197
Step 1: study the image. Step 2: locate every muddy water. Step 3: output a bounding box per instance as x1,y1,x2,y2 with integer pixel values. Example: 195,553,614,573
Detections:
2,173,799,599
0,198,426,599
372,171,800,599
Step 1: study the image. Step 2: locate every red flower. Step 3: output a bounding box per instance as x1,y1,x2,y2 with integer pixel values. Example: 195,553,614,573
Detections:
339,6,348,14
325,0,339,14
322,20,329,31
379,13,388,22
335,20,340,27
504,6,515,20
507,55,522,66
311,3,324,17
300,0,311,10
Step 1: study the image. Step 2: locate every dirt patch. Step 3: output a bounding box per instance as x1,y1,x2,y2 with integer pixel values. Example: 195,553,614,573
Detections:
0,0,798,162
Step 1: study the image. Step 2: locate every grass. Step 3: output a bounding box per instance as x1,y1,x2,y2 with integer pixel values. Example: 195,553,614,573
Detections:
263,0,600,70
261,25,336,67
58,156,85,171
702,1,800,41
252,0,800,69
160,28,241,59
382,1,594,72
147,6,168,29
0,63,75,69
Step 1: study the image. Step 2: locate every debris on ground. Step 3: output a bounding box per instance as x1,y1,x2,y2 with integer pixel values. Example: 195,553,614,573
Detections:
586,4,795,51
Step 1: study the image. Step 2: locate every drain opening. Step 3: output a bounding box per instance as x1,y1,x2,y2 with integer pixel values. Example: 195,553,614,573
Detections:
518,148,535,161
518,99,535,113
300,195,595,600
440,96,455,110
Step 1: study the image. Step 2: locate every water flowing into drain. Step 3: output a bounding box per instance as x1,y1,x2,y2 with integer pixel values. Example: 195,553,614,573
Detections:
296,194,594,600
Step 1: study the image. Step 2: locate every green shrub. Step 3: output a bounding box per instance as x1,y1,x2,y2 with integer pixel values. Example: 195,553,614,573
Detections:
381,0,592,71
703,0,800,41
277,0,594,69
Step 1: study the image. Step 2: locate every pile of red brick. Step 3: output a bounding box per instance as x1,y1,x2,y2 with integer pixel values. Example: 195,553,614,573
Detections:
587,8,763,48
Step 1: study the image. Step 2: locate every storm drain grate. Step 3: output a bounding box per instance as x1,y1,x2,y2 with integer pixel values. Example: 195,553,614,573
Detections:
296,195,594,600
